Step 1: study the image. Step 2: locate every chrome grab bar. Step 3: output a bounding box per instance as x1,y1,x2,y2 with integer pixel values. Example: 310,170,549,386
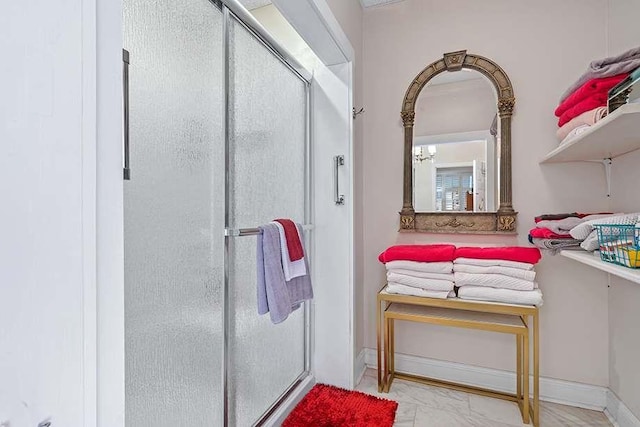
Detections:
122,49,131,180
334,155,345,205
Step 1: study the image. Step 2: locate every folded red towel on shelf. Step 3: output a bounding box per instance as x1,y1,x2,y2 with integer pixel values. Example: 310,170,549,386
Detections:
274,218,304,261
378,244,456,263
554,74,628,118
558,96,608,127
454,246,542,264
529,228,570,239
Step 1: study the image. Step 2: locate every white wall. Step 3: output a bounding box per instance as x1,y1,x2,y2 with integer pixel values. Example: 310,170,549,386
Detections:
362,0,611,386
607,1,640,418
0,0,91,425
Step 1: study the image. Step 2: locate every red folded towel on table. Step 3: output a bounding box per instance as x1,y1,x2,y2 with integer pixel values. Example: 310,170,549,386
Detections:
455,246,542,264
274,218,304,261
555,74,628,118
529,228,570,239
378,244,456,263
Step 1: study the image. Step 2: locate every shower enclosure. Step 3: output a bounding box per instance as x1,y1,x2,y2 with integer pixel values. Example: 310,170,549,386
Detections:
123,0,311,425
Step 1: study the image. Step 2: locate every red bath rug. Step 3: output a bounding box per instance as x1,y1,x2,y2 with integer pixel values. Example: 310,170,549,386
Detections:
282,383,398,427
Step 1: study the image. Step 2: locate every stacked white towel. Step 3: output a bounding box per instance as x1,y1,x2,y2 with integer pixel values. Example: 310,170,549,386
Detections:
454,258,543,306
385,260,455,299
569,213,640,251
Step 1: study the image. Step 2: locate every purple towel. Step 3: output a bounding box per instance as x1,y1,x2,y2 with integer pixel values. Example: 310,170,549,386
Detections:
560,46,640,102
256,223,313,324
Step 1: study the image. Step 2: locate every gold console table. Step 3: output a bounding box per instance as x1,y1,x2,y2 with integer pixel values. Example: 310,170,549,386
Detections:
377,285,540,426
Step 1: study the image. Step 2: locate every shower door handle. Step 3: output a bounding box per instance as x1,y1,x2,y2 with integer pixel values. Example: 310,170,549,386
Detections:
122,49,131,180
334,155,345,205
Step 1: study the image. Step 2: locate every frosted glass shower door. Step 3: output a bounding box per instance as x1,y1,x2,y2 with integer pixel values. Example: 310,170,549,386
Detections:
123,0,224,425
227,15,309,427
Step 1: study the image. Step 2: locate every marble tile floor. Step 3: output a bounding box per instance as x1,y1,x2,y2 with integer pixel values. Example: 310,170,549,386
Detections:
356,369,612,427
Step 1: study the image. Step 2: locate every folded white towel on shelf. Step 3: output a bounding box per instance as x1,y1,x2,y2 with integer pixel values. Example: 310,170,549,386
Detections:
454,257,534,271
385,260,454,274
387,272,455,291
536,217,587,236
559,124,590,145
273,221,307,281
569,213,639,240
385,268,454,281
581,232,603,252
567,213,639,251
457,286,543,307
386,282,455,299
453,264,536,281
454,272,536,291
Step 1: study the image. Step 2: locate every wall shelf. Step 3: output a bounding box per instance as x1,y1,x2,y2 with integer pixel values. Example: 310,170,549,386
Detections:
540,103,640,164
560,250,640,284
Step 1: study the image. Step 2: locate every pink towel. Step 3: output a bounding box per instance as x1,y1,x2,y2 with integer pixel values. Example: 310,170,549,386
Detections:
556,107,607,142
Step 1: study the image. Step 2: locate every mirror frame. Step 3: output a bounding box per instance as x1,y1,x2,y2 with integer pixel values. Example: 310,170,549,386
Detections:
399,50,517,234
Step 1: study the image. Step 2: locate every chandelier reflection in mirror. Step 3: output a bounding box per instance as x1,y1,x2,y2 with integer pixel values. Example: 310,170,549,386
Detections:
413,145,436,163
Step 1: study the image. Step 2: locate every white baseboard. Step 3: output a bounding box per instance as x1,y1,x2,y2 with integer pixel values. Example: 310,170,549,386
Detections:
354,348,367,387
606,390,640,427
363,348,608,411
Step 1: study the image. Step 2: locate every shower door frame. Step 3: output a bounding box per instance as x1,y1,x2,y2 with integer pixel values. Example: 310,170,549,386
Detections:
91,0,356,426
221,3,313,425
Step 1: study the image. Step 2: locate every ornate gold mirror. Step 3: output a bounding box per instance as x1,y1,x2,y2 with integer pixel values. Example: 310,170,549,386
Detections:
399,50,517,233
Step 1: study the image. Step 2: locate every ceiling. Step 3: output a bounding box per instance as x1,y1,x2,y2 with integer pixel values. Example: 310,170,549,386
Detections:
360,0,405,8
237,0,272,10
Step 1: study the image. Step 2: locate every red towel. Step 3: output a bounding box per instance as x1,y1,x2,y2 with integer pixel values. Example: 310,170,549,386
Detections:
558,96,608,127
274,219,304,261
555,74,628,118
455,246,542,264
529,228,570,239
378,244,456,263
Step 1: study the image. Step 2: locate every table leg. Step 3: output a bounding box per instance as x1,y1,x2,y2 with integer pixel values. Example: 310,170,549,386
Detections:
533,312,540,427
383,312,390,392
523,327,530,424
390,318,395,375
377,296,382,392
517,333,522,402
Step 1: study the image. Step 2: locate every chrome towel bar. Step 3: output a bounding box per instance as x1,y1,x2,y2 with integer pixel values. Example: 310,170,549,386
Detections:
225,224,314,237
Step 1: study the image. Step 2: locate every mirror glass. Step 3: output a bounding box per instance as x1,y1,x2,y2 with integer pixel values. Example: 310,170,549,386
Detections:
412,70,499,212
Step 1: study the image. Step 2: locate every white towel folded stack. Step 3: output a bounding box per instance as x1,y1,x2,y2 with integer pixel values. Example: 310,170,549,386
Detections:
454,258,543,306
385,260,455,299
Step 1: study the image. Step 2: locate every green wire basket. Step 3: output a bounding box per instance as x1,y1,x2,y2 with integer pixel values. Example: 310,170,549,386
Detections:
593,224,640,268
